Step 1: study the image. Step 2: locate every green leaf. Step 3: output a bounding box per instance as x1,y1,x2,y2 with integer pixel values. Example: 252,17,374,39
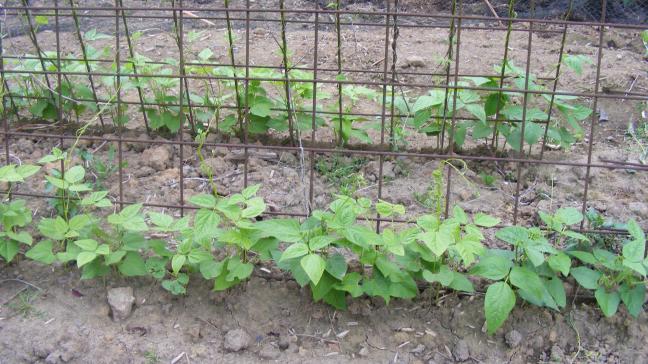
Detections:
226,258,254,281
554,207,583,225
241,197,265,218
334,272,363,298
38,217,68,240
198,48,214,60
454,237,484,266
453,206,468,224
35,15,49,25
545,277,567,309
255,219,303,242
465,103,486,122
25,240,55,264
162,279,187,295
200,259,224,279
563,54,592,76
595,287,620,317
194,209,220,237
76,251,97,268
171,254,186,274
325,253,347,280
619,284,645,318
547,252,571,276
118,252,147,276
570,266,601,290
627,219,645,244
105,250,127,265
280,243,309,262
16,165,40,179
422,265,454,286
74,239,98,251
473,213,500,228
189,194,217,209
149,212,174,228
510,266,544,301
7,231,32,245
470,254,512,280
485,282,516,335
146,257,168,279
301,254,326,285
448,272,475,293
64,165,86,184
0,240,20,262
567,251,597,265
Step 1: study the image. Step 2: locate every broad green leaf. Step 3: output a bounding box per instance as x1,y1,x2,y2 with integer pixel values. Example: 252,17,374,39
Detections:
309,235,336,251
619,284,645,318
194,209,220,237
280,243,309,262
485,282,516,334
453,206,468,224
470,254,512,280
64,165,86,184
241,197,265,218
627,219,645,244
149,212,174,228
200,259,224,279
118,252,147,276
496,226,528,246
422,265,454,286
595,287,620,317
7,231,32,245
301,254,326,285
171,254,186,274
25,240,55,264
547,252,571,276
226,258,254,281
76,251,97,268
570,266,601,290
545,277,567,309
555,207,583,226
454,237,484,266
189,194,217,208
473,213,500,228
0,240,20,262
567,251,597,265
334,272,363,297
146,257,168,279
74,239,98,251
510,266,544,301
255,219,303,242
448,272,475,293
38,217,68,240
241,184,261,199
105,250,127,265
325,253,347,280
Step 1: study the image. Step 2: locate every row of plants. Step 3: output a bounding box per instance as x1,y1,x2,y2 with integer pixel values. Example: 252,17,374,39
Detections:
2,1,595,153
1,148,646,334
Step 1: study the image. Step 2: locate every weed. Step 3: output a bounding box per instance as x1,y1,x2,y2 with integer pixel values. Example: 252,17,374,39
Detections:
143,350,159,364
7,290,43,318
315,155,368,193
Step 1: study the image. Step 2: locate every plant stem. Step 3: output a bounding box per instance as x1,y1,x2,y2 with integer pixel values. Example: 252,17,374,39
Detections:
539,0,573,159
438,0,457,151
69,0,106,129
20,0,55,103
223,0,245,138
490,0,516,151
279,0,296,146
335,0,344,147
171,0,196,135
117,0,151,134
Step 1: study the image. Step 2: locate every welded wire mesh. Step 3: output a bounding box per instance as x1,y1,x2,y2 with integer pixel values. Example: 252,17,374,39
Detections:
0,0,647,234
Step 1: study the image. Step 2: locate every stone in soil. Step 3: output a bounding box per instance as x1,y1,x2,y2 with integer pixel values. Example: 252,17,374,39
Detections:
223,328,252,352
258,343,281,360
107,287,135,321
505,330,523,348
278,335,290,351
453,339,470,362
142,146,170,171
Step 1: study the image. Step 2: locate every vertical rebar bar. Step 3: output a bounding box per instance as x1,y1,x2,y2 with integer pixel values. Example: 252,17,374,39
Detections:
117,0,150,134
512,20,534,225
279,0,295,146
438,0,457,151
388,0,399,151
243,0,251,188
224,0,244,139
115,0,124,211
69,0,105,129
443,0,463,218
490,0,516,151
539,0,574,160
580,0,608,229
177,0,185,216
309,3,320,211
376,0,392,232
335,0,343,147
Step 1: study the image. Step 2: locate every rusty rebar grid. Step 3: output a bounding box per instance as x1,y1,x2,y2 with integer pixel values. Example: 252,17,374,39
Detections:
0,0,646,239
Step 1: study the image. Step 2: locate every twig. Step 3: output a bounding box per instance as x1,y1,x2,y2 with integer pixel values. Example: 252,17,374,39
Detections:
482,0,504,26
0,278,43,291
292,333,340,344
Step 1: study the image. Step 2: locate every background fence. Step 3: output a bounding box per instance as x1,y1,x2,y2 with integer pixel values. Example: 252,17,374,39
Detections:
1,0,647,234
